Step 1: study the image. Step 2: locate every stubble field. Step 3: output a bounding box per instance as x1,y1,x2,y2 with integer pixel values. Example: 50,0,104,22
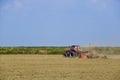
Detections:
0,55,120,80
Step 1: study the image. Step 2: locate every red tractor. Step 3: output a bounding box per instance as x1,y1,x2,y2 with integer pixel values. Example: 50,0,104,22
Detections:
64,45,107,59
64,45,81,57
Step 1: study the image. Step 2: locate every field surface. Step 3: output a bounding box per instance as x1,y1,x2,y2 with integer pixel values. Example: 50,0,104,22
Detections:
0,55,120,80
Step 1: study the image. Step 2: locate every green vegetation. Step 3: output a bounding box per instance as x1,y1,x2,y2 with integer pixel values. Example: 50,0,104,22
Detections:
0,46,120,55
92,47,120,55
0,47,66,55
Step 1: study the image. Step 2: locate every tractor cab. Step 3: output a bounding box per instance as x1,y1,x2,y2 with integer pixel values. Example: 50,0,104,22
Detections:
64,45,81,57
70,45,81,52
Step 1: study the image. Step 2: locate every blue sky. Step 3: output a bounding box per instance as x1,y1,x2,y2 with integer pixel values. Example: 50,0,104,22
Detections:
0,0,120,46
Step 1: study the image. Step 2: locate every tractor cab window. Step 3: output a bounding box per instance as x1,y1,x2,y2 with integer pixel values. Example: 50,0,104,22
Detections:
71,45,75,50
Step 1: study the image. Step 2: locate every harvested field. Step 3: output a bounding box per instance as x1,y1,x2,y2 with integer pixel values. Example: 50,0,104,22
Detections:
0,55,120,80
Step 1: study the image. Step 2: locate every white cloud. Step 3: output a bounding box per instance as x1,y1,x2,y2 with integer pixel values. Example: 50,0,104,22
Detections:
0,0,23,12
0,4,10,12
0,0,30,17
14,0,23,8
88,0,109,9
102,3,107,9
91,0,97,3
29,0,79,9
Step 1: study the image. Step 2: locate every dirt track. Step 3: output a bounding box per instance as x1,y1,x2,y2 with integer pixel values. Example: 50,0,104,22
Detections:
105,55,120,59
